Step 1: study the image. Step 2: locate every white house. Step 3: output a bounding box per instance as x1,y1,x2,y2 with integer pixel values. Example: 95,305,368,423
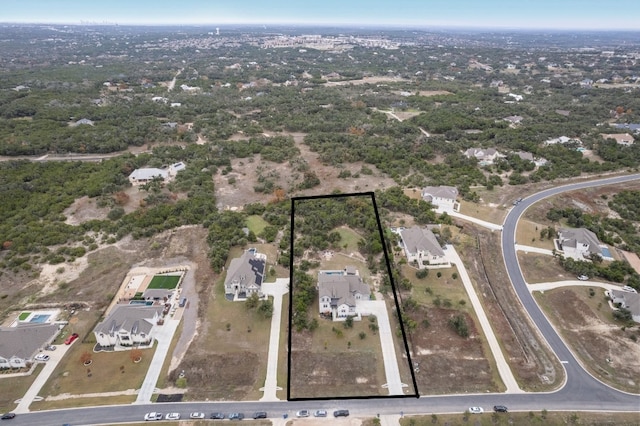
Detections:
224,250,267,300
93,305,162,348
601,133,635,146
421,186,460,212
398,226,448,268
318,267,370,321
464,147,503,165
128,168,169,186
556,228,612,261
0,323,58,369
607,289,640,323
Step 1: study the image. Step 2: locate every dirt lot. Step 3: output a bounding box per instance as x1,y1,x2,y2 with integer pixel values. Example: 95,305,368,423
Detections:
535,287,640,394
213,132,397,210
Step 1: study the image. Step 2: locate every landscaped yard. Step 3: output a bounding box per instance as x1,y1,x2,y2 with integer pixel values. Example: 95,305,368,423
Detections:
335,226,363,253
18,311,30,321
147,274,180,289
246,214,269,235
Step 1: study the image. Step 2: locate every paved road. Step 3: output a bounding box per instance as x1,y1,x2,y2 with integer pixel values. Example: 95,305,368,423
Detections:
260,279,289,401
501,173,640,404
444,245,521,393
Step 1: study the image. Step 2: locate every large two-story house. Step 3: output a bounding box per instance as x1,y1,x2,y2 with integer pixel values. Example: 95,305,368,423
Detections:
224,250,267,300
421,186,460,212
556,228,612,261
93,305,162,348
318,267,370,321
398,226,448,268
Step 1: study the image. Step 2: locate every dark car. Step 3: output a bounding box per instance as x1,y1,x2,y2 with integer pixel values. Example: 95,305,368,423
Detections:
493,405,508,413
228,412,245,420
210,412,225,420
333,410,350,417
252,411,267,419
1,413,16,420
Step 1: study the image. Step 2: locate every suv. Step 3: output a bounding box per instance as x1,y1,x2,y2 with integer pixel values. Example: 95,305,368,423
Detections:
143,412,163,421
493,405,508,413
210,413,225,420
252,412,267,419
314,410,327,417
333,410,350,417
34,354,50,362
228,413,245,420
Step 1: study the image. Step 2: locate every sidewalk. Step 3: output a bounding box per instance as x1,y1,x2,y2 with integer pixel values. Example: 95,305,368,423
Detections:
515,244,554,255
441,210,503,231
444,245,522,393
14,343,73,413
259,278,289,401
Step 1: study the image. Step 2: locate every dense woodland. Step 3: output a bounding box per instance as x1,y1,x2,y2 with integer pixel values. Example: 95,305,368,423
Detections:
1,25,640,283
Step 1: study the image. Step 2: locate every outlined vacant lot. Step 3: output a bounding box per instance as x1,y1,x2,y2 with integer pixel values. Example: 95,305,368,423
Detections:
288,192,417,400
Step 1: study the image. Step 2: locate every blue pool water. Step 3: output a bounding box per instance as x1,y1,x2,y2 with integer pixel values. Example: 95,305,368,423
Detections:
129,300,153,306
600,246,612,258
30,314,50,323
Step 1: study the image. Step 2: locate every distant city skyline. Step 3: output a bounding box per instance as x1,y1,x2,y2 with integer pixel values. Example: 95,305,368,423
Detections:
2,0,639,31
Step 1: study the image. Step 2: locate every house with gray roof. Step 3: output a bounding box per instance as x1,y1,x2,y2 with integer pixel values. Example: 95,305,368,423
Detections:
556,228,612,261
224,250,267,300
128,168,169,185
93,305,162,348
464,147,504,165
421,186,459,212
398,226,448,268
0,323,58,368
318,268,370,320
607,289,640,323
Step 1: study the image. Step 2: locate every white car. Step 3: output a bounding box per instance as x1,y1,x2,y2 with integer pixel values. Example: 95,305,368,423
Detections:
165,413,180,420
622,285,638,293
314,410,327,417
469,407,484,414
144,412,163,421
296,410,310,417
577,275,589,281
34,354,50,362
189,412,205,419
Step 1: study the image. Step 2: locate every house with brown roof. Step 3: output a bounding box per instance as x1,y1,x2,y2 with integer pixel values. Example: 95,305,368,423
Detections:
398,226,448,268
421,186,460,212
318,268,370,320
224,249,267,300
0,323,58,368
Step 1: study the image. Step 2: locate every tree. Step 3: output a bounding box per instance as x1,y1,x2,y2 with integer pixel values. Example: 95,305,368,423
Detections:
246,292,259,309
344,315,354,329
258,299,274,318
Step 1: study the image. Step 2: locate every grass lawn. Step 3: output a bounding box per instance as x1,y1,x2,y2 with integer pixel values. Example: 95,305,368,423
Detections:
147,274,180,290
516,219,556,249
402,264,471,312
335,227,363,253
401,412,640,426
31,394,136,411
518,252,570,284
459,199,507,224
38,341,156,397
0,363,44,412
18,311,30,321
246,215,269,235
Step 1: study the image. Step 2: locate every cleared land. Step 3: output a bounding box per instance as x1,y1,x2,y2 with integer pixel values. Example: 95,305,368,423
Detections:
535,287,640,394
401,412,640,426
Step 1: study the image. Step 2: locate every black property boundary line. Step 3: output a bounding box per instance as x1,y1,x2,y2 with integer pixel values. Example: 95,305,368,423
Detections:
286,191,419,402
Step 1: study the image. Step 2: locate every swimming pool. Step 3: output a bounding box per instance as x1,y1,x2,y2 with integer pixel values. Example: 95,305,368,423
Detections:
129,300,154,306
29,314,50,323
600,246,612,258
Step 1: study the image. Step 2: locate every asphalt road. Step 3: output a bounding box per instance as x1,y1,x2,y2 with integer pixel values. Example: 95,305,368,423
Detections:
9,173,640,425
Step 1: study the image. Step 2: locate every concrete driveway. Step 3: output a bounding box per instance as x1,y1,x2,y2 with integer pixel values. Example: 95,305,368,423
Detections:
260,278,289,401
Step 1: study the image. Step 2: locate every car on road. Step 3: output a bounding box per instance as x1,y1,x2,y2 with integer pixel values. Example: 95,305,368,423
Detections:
189,412,205,419
333,409,350,417
296,410,310,417
34,354,50,361
493,405,508,413
468,407,484,414
228,413,245,420
1,413,16,420
143,412,163,421
577,274,589,281
314,410,327,417
210,412,225,420
64,333,79,345
165,413,180,420
252,411,267,419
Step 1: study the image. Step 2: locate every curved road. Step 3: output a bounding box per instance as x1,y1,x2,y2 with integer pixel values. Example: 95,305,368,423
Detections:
501,173,640,406
9,174,640,425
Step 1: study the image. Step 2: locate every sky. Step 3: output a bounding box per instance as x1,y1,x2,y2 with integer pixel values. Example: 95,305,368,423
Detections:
2,0,639,30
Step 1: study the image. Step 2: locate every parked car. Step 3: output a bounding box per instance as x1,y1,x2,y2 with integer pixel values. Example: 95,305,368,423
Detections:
189,412,205,419
45,345,56,351
165,413,180,420
622,285,638,293
333,410,350,417
296,410,310,417
1,413,16,420
34,354,50,361
314,410,327,417
143,412,163,421
493,405,508,413
252,412,267,419
210,412,225,420
577,275,589,281
64,333,79,345
228,412,245,420
468,407,484,414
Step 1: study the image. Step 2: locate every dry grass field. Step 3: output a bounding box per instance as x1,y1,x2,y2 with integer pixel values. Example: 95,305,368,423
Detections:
402,411,640,426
